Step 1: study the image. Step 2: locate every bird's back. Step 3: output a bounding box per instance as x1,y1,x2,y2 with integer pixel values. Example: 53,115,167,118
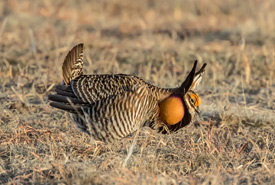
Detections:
71,74,173,104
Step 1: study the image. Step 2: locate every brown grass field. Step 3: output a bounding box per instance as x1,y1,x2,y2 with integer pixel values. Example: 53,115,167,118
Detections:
0,0,275,184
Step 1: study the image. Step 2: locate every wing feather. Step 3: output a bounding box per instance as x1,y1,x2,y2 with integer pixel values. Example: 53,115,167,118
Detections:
50,85,156,141
70,74,147,104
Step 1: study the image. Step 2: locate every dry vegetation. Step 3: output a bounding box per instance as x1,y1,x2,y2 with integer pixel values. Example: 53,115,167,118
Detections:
0,0,275,184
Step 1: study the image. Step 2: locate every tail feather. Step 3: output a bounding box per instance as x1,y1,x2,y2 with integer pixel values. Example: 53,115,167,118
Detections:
49,101,89,113
55,88,75,97
49,83,90,113
48,94,84,104
56,84,74,92
62,43,84,85
55,85,76,97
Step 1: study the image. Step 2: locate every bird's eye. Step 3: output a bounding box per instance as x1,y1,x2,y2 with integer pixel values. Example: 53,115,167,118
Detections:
189,93,201,106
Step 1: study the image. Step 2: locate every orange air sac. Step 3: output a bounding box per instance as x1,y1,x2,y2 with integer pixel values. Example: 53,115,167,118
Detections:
159,96,185,125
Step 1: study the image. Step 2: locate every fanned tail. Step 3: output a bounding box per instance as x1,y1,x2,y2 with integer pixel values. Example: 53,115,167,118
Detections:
62,43,84,85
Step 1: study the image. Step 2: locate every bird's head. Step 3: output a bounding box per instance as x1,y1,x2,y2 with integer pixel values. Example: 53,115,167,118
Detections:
158,61,206,132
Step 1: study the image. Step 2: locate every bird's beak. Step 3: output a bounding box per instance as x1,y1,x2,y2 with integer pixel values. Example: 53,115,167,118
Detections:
194,106,200,115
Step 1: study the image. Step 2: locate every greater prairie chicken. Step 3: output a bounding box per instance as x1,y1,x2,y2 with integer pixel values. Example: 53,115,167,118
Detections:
48,43,206,143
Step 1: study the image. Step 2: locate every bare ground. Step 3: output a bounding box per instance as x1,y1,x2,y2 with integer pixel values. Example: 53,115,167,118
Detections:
0,0,274,184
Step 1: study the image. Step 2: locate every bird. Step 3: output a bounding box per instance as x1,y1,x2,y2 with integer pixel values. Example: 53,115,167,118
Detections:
48,43,206,143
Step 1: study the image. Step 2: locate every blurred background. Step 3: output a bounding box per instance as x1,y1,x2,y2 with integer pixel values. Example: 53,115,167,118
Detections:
0,0,274,85
0,0,274,184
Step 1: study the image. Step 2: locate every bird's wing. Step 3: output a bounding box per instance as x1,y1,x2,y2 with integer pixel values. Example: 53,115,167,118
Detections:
50,85,156,142
70,74,144,104
50,73,145,105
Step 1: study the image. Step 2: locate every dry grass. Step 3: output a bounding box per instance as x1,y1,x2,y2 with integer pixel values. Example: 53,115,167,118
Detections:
0,0,275,184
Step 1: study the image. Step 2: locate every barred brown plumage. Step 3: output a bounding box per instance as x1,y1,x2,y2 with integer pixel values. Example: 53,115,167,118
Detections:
48,43,207,142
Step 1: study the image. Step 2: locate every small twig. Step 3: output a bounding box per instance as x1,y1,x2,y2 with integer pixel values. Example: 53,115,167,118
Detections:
122,128,141,169
11,86,26,105
238,141,249,154
46,83,55,92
